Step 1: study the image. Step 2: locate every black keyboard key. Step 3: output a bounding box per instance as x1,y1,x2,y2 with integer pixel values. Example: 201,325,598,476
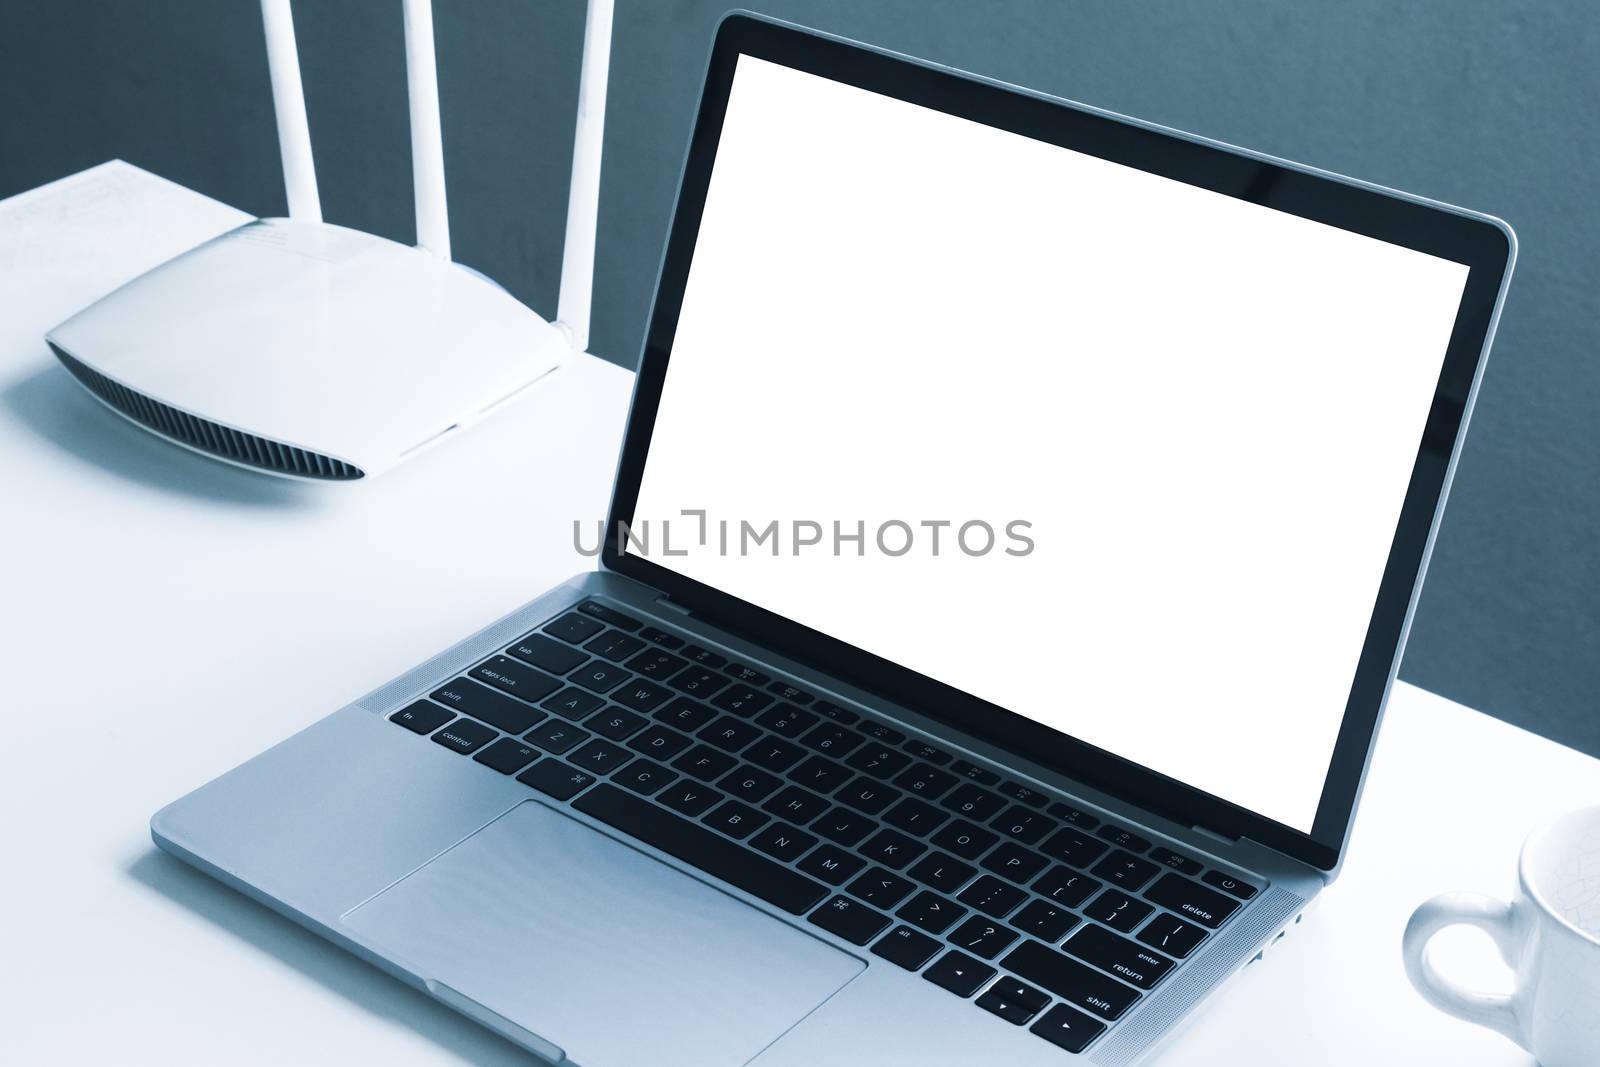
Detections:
1203,870,1259,899
1030,1003,1106,1054
800,723,864,758
941,783,1006,821
768,682,814,705
809,895,889,945
1003,940,1140,1020
836,776,901,816
1065,924,1174,989
998,780,1049,808
665,666,729,699
626,724,692,758
390,700,452,734
883,797,949,837
681,644,727,669
982,842,1050,884
568,660,630,694
614,758,678,796
1046,802,1100,829
872,926,941,971
655,696,716,732
812,699,858,724
1013,899,1080,943
524,719,590,755
517,759,597,800
639,625,684,649
576,602,642,631
431,718,496,755
574,784,826,914
1083,889,1153,932
656,780,723,818
703,799,768,839
978,976,1049,1025
1096,823,1153,853
924,951,995,997
542,612,603,643
746,737,808,773
582,629,646,663
614,679,672,713
991,805,1054,845
672,743,738,781
507,632,588,674
1145,873,1241,927
902,739,953,765
590,707,649,741
433,677,545,734
896,891,965,934
718,765,783,803
1033,866,1101,908
1150,846,1203,876
812,807,876,847
569,738,632,774
847,868,915,908
856,720,906,745
699,716,762,753
950,759,1000,786
710,686,773,717
749,821,818,863
906,852,976,895
540,686,605,721
930,819,999,861
473,737,540,774
958,875,1027,919
893,762,958,800
623,648,688,679
797,844,865,886
859,828,926,870
788,754,851,794
723,662,772,686
1039,826,1109,868
845,743,911,780
949,916,1019,960
1092,849,1161,890
762,785,832,824
755,703,817,738
1137,913,1208,958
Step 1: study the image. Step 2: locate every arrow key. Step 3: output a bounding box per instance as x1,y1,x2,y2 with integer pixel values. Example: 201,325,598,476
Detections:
1029,1003,1106,1054
923,950,997,997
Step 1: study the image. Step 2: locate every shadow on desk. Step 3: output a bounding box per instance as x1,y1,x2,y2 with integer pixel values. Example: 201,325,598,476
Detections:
3,365,317,509
128,851,536,1066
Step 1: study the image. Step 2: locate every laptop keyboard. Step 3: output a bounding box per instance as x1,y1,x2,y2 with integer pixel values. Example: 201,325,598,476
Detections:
389,600,1261,1056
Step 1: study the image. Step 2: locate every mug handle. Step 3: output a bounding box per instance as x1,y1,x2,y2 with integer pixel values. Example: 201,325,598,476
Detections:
1401,892,1524,1047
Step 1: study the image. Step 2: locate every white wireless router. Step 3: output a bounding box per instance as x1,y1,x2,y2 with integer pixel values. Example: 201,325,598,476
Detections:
45,0,612,480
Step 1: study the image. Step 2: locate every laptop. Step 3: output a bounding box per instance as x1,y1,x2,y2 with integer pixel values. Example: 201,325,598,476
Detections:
152,13,1515,1066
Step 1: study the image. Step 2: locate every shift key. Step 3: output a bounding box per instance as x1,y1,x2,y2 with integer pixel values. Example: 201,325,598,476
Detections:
1002,940,1140,1020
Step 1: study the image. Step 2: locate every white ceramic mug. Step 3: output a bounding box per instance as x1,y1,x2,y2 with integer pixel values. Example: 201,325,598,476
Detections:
1403,806,1600,1066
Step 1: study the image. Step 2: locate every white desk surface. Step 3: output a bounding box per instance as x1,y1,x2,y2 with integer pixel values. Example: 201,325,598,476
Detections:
3,162,1596,1066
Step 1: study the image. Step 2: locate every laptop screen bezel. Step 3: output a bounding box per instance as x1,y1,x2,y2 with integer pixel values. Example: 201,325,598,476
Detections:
601,13,1513,872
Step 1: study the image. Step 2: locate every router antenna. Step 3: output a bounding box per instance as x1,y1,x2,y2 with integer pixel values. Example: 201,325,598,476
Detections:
260,0,321,222
554,0,614,354
402,0,451,259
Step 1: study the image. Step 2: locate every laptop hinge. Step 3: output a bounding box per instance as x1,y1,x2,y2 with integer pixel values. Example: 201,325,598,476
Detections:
653,594,694,617
1189,823,1240,847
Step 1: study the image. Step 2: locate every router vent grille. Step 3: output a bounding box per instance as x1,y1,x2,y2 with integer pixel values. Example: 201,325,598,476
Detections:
50,344,364,480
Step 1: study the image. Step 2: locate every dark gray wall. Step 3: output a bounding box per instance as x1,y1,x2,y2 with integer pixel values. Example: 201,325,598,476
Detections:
3,1,1596,754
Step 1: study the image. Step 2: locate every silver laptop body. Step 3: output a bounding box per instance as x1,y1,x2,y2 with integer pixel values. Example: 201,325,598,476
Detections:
153,14,1515,1067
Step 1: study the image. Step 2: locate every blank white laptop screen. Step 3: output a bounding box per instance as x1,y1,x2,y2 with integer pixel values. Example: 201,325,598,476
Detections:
630,56,1469,832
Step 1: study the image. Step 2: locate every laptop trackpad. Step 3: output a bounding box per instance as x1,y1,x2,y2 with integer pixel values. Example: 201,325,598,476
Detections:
342,799,862,1067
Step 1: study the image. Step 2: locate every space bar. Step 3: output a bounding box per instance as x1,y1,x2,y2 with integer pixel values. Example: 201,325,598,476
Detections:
574,784,828,916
